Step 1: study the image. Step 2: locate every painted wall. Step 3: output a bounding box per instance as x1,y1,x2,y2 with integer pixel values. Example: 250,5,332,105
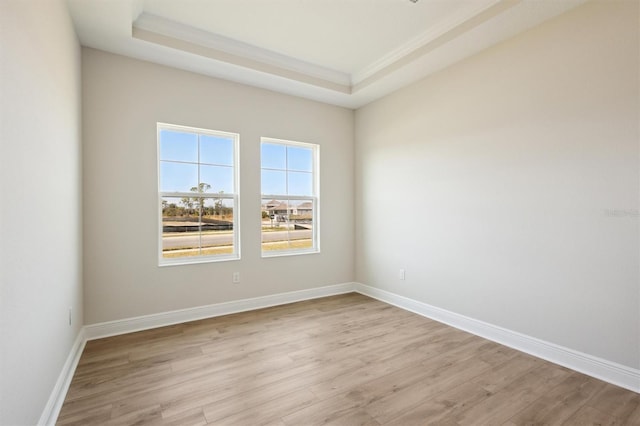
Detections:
82,49,354,324
0,0,83,424
355,0,639,369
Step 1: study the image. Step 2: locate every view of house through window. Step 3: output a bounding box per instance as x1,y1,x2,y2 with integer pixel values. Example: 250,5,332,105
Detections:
261,138,319,255
158,123,239,264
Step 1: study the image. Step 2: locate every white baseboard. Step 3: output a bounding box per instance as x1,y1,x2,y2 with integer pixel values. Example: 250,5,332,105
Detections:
41,282,355,425
85,282,356,340
42,280,639,425
38,328,87,426
354,282,640,394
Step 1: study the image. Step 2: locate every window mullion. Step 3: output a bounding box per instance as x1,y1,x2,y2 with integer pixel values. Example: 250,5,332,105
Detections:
160,192,234,199
286,196,291,249
197,133,202,255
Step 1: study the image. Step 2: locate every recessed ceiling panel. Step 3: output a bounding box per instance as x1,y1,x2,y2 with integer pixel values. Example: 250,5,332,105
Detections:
142,0,465,74
67,0,588,108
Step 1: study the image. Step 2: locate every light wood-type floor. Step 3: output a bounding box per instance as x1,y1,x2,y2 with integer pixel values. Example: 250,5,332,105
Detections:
57,293,640,425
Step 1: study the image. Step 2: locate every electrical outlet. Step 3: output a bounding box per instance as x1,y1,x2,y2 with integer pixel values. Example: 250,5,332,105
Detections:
399,269,406,280
232,272,240,283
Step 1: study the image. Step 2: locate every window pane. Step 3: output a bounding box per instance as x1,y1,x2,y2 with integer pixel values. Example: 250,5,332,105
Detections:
261,169,286,195
159,130,197,162
261,198,290,250
287,146,313,172
290,199,313,250
200,198,234,255
200,135,233,166
160,161,198,192
288,171,313,196
200,165,234,194
261,143,286,169
161,196,201,259
261,198,313,252
162,196,236,259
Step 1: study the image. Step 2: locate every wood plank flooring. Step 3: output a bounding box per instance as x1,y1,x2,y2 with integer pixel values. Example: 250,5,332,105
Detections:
57,293,640,425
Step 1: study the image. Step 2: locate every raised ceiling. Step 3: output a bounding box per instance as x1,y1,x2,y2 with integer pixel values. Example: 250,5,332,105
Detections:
67,0,586,108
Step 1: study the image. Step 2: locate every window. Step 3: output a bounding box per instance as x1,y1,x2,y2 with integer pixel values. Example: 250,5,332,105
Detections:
261,138,319,256
158,123,239,265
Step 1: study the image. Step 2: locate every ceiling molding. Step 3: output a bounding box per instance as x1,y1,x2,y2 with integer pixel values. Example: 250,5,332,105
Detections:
68,0,589,109
132,2,517,95
352,0,505,85
353,0,523,93
133,13,351,92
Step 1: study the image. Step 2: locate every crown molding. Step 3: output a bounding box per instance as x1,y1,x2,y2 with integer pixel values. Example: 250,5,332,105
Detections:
133,2,514,94
69,0,590,108
352,0,506,85
133,13,351,93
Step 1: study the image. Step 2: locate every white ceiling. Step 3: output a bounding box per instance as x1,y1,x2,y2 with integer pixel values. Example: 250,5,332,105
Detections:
67,0,587,108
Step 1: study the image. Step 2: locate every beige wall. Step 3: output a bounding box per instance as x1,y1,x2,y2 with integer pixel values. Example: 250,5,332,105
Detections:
82,49,355,324
3,3,636,421
355,0,639,369
0,0,83,424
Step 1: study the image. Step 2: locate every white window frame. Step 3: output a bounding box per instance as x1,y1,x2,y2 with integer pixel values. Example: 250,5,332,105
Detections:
261,137,320,257
158,123,240,266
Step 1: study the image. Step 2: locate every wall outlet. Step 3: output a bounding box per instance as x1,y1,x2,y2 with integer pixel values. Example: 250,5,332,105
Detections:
399,269,406,280
232,272,240,283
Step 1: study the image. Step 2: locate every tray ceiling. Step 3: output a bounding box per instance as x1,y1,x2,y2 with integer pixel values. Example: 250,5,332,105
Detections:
67,0,586,108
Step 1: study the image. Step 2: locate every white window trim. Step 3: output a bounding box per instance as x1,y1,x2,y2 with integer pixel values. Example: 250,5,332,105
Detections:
158,122,240,266
261,137,320,258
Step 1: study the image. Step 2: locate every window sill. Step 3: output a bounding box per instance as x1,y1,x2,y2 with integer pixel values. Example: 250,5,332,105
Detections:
159,253,240,267
261,249,320,259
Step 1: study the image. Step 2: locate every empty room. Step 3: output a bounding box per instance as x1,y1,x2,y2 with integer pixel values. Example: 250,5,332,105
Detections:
1,0,639,425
